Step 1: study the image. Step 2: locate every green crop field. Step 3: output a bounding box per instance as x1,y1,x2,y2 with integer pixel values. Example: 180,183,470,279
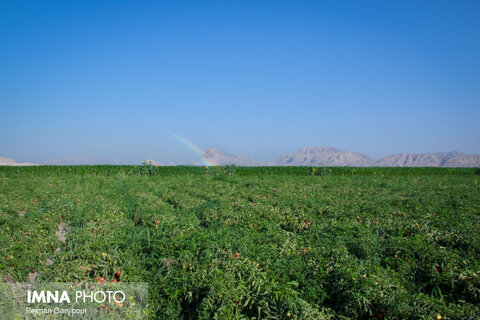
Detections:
1,166,479,319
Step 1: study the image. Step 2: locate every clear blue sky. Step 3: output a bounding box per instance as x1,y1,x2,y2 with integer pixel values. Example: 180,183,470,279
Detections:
1,0,479,164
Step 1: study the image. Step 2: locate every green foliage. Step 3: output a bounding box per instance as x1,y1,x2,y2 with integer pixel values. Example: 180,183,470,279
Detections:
205,164,237,177
132,161,159,176
0,168,479,319
0,165,477,178
310,166,332,176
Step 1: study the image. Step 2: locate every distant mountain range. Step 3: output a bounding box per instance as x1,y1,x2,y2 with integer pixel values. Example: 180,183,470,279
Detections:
376,151,480,167
2,147,480,167
277,146,375,166
200,147,480,167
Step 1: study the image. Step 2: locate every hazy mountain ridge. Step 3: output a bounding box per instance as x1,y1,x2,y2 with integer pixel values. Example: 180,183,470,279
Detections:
0,157,38,166
277,147,480,167
201,147,480,167
277,146,376,166
377,152,480,167
2,148,480,167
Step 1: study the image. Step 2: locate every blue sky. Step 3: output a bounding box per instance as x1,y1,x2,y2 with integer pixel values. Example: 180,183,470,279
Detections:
1,0,479,164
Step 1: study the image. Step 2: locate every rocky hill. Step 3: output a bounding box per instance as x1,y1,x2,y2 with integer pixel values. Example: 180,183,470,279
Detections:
277,146,376,166
377,152,480,167
276,147,480,167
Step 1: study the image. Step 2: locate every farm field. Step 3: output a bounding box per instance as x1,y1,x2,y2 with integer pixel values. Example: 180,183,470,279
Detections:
0,166,479,319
